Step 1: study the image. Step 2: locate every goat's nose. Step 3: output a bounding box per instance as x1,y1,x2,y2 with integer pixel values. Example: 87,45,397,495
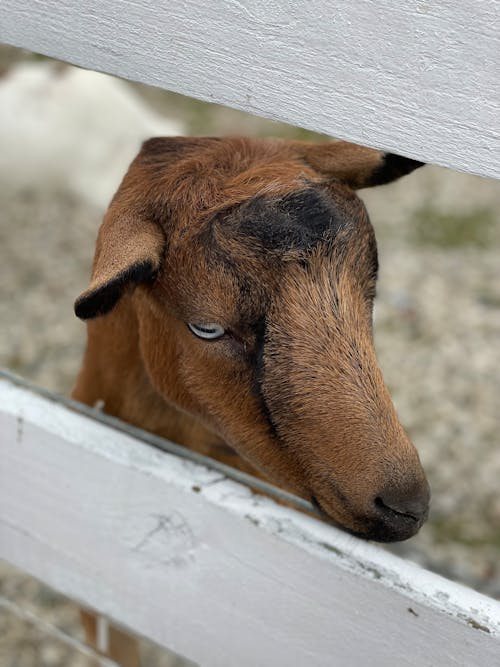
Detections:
371,480,430,542
375,483,430,521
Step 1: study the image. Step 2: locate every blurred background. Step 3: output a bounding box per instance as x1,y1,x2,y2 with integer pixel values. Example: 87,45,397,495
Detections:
0,44,499,666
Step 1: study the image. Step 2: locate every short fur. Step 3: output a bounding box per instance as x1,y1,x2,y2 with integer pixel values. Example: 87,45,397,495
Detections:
74,137,430,665
73,137,429,543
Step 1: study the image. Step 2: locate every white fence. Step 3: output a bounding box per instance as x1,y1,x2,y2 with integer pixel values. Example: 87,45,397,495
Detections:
1,0,499,178
2,371,500,667
0,1,499,665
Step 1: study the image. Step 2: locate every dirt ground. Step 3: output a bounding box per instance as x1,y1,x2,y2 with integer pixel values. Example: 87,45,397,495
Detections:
1,46,499,666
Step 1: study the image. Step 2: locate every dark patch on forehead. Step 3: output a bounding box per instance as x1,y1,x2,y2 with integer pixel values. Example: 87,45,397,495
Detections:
227,187,344,252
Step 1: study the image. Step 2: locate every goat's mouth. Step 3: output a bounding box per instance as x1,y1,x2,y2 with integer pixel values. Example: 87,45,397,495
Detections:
310,494,426,544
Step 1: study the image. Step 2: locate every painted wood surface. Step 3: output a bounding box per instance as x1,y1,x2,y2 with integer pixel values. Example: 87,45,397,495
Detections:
0,1,498,179
1,376,500,666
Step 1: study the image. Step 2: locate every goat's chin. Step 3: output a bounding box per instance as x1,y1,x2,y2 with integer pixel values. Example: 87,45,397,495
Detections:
310,496,423,544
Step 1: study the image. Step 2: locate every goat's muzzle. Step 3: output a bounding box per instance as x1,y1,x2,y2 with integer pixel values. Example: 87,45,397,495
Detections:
311,472,430,542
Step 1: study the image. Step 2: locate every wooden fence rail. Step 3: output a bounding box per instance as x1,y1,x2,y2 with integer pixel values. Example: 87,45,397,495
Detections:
2,372,500,666
0,0,498,178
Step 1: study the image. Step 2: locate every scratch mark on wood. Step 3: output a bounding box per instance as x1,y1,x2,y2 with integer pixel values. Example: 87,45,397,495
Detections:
201,475,226,488
16,414,23,443
466,617,491,634
244,514,260,527
133,512,196,567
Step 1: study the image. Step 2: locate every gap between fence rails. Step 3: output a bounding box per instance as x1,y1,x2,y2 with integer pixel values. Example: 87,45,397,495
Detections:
0,594,121,667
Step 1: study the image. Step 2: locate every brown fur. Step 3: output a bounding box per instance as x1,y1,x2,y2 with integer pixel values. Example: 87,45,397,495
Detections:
74,136,429,538
73,137,428,665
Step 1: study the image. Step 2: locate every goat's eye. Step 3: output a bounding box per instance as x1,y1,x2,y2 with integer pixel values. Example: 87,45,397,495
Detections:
188,322,226,340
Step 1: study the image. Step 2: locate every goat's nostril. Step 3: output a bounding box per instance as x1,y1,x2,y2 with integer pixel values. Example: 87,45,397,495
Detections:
375,496,418,522
374,486,430,523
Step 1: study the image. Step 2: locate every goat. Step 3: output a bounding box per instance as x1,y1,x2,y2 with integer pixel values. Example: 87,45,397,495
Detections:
73,136,429,665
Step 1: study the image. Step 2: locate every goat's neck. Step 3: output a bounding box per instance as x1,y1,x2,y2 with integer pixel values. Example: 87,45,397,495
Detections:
72,297,255,474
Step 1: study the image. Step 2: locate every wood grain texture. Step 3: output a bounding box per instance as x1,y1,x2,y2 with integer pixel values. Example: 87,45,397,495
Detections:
1,376,500,666
0,1,498,178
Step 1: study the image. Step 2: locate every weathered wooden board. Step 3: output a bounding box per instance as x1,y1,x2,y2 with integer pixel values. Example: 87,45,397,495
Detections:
0,1,498,178
1,374,500,666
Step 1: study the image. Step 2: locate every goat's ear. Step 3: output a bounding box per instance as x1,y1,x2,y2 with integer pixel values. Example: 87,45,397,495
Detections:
74,135,207,321
74,212,164,320
295,141,424,190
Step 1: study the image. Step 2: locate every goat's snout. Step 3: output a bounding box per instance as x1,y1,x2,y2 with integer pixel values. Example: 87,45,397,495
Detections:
309,443,430,543
313,475,430,542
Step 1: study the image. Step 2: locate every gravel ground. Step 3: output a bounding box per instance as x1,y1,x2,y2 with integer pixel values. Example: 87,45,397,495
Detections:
1,48,499,665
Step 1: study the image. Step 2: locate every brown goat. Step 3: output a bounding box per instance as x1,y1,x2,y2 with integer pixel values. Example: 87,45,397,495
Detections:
73,137,429,664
